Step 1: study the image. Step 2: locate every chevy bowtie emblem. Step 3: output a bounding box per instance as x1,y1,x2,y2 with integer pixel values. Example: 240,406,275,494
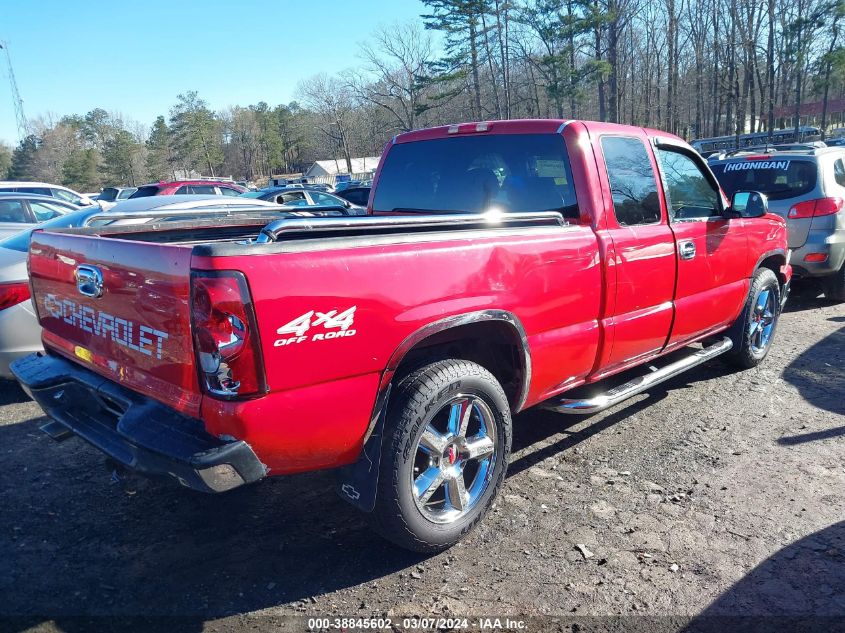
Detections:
75,265,104,298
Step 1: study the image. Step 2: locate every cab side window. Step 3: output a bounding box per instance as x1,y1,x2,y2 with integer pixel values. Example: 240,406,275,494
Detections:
601,136,661,226
657,148,720,221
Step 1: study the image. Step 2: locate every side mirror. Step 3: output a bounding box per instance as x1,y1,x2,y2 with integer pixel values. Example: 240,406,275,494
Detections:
726,190,768,219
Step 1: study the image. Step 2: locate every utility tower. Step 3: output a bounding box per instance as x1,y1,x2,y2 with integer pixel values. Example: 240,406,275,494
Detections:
0,40,29,141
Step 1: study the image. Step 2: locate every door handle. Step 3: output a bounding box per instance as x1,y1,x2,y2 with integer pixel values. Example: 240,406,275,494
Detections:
679,241,696,260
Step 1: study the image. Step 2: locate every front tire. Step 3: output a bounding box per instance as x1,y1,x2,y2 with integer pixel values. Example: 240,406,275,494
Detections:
369,359,512,552
725,267,781,369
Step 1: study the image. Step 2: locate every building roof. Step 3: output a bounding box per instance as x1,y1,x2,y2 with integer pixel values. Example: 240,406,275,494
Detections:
307,157,380,175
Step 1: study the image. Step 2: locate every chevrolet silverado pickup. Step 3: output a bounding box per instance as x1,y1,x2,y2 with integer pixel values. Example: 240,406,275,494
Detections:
13,119,791,552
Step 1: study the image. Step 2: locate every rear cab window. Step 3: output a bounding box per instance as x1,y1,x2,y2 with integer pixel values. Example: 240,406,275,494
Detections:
372,133,579,219
711,158,818,201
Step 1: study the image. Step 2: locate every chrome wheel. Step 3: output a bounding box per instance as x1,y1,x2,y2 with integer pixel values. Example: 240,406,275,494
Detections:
410,395,498,524
749,288,776,353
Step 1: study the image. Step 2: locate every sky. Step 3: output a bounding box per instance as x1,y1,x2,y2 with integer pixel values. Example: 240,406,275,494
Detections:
0,0,430,146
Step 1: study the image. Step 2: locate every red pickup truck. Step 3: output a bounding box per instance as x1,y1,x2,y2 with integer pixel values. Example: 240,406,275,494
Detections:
13,119,791,552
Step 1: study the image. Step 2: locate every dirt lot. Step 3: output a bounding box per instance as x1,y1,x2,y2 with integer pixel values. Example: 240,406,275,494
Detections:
0,286,843,633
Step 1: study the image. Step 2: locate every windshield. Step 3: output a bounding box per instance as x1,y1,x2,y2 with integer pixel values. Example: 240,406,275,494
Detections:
372,133,579,218
239,190,269,198
711,159,818,201
0,208,96,252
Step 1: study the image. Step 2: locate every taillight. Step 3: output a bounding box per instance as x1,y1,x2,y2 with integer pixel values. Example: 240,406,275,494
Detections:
190,271,266,399
788,197,844,219
803,253,829,263
0,282,30,311
812,197,844,216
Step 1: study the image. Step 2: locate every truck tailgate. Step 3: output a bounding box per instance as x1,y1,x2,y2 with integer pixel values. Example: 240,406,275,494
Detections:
28,231,201,416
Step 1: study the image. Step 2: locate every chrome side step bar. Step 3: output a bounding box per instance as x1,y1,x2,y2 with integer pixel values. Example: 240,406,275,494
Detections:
543,337,733,415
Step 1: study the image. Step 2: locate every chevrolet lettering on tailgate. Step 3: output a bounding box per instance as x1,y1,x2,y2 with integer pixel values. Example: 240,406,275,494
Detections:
43,294,169,360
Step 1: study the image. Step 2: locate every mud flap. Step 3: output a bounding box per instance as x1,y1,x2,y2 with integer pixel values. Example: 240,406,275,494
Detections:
334,388,390,513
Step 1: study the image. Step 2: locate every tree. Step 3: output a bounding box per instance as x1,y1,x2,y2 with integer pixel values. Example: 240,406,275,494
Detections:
146,116,176,181
353,21,438,132
421,0,487,119
103,129,143,185
8,135,38,180
0,142,15,179
169,91,223,176
816,0,845,136
61,148,100,191
297,75,357,173
517,0,608,118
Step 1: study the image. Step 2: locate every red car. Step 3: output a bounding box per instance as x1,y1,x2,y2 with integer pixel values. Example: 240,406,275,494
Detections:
14,119,790,552
128,180,246,198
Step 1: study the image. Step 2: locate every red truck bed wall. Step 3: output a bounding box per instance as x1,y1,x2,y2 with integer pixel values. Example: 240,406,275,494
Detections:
191,225,603,473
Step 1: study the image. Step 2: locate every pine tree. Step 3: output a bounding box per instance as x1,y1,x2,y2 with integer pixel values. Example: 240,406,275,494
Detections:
146,116,175,181
61,148,100,191
8,135,39,180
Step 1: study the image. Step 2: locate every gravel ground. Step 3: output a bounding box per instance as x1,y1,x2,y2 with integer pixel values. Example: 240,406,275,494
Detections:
0,285,842,633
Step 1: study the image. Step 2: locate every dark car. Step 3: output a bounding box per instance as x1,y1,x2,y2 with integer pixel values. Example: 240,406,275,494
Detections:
334,186,371,207
240,187,364,213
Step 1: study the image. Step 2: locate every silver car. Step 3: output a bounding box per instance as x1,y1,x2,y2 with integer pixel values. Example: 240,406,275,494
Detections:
0,181,95,206
0,192,81,239
710,147,845,300
0,195,282,377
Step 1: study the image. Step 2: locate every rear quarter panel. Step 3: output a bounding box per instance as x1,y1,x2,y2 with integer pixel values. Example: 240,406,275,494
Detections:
192,226,603,473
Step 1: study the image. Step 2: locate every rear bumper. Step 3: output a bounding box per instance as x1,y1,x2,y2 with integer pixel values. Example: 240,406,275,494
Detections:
790,229,845,277
10,353,267,493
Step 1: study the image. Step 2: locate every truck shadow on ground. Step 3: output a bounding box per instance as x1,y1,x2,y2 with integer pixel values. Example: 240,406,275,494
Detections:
781,280,839,314
780,324,845,416
0,378,32,405
0,358,732,631
508,353,727,476
682,521,845,633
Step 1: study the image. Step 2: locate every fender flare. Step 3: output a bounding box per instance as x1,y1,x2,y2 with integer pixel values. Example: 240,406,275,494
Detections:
753,248,788,279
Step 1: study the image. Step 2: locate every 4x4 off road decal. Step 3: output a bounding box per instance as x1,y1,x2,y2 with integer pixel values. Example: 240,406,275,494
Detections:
274,307,357,347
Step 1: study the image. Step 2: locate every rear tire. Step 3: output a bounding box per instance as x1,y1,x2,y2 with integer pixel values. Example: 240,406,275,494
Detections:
725,267,781,369
368,359,511,553
824,263,845,302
